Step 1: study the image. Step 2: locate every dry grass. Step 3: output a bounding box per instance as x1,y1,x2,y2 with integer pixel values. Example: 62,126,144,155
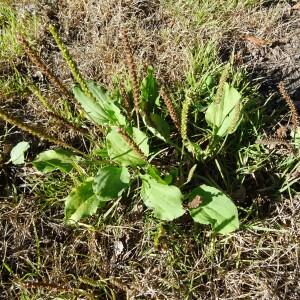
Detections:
1,193,299,299
1,0,300,299
4,0,299,124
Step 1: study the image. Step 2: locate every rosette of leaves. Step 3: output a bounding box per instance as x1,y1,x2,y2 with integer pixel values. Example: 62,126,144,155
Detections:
32,72,239,234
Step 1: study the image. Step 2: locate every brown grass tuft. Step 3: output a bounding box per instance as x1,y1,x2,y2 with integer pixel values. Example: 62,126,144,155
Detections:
1,194,299,299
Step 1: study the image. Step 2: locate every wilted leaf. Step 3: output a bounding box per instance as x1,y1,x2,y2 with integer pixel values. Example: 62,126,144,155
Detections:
189,184,239,234
106,127,149,166
9,141,30,165
205,82,242,136
65,178,104,224
243,35,270,47
93,166,130,201
73,81,126,126
187,195,202,209
33,149,80,173
140,174,185,221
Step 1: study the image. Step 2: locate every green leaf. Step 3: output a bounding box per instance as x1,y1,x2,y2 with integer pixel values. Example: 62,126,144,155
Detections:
143,113,171,141
146,165,166,184
163,168,179,185
9,141,30,165
65,178,104,224
189,184,239,234
205,82,241,136
140,66,159,112
33,149,80,173
73,81,126,126
93,166,130,201
140,174,185,221
106,127,149,166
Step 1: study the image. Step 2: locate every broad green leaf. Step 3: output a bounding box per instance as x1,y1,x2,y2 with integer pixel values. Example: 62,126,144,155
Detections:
106,127,149,166
205,83,242,136
143,113,171,141
140,174,185,221
140,66,159,112
65,178,104,224
93,166,130,201
9,141,30,165
189,184,239,234
88,82,126,126
73,81,126,126
33,149,80,173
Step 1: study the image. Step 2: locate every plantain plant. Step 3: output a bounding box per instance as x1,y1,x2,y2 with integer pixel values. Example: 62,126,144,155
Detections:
21,26,244,234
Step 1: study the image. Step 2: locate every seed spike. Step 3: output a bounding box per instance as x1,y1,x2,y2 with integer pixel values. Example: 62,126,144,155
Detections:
29,84,88,135
278,81,299,132
120,83,132,120
18,35,74,102
181,92,192,141
215,64,230,104
121,27,140,128
117,127,147,161
160,87,181,133
48,112,88,135
28,84,55,112
48,25,94,101
0,107,84,155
